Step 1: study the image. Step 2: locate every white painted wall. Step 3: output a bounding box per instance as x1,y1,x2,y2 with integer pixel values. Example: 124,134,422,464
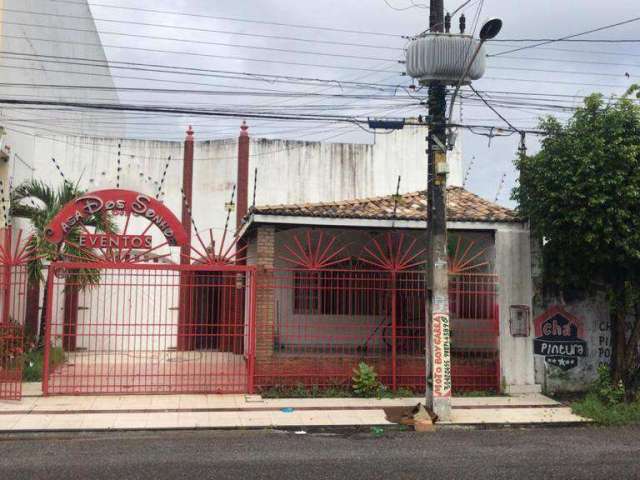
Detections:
494,225,536,389
6,126,463,262
0,0,124,202
49,269,180,352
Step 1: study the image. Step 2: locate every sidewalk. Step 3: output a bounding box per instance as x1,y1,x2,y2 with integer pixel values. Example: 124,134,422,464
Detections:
0,384,588,432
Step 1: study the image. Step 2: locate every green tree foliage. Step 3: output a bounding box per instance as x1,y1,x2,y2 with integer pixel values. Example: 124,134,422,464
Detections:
10,179,116,339
513,89,640,400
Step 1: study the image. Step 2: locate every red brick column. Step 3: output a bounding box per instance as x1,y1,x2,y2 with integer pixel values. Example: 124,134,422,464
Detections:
255,225,275,360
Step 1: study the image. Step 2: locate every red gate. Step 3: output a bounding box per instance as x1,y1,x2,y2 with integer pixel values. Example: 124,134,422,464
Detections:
42,262,256,395
0,227,33,400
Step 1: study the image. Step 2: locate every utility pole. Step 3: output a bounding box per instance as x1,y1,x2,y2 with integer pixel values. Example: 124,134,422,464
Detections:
426,0,452,420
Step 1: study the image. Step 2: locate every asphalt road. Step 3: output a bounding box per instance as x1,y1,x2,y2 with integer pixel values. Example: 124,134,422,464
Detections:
1,426,638,480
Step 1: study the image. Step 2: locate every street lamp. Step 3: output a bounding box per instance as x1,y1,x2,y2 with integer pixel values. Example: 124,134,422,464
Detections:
447,17,503,128
479,17,503,42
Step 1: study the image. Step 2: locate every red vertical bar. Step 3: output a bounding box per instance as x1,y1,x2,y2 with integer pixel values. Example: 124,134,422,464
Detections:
248,270,257,393
42,266,55,395
391,271,397,391
2,227,12,325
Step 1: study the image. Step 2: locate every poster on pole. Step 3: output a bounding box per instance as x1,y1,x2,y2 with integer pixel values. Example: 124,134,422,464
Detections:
432,312,452,398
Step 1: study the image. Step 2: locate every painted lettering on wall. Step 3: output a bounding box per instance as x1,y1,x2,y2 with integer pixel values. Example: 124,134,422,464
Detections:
79,234,152,250
432,313,452,397
533,306,587,371
44,189,188,247
598,321,612,367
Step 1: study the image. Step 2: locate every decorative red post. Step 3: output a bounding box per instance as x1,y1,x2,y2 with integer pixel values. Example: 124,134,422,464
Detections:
181,125,194,265
236,121,250,233
230,122,250,353
178,126,195,350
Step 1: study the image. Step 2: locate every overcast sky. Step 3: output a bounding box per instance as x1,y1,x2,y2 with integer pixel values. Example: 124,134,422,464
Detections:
82,0,640,205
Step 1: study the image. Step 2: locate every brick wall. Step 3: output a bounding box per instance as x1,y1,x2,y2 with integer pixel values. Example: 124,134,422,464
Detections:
255,225,276,359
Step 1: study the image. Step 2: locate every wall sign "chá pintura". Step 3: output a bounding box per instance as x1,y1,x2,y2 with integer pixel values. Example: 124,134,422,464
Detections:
533,306,587,371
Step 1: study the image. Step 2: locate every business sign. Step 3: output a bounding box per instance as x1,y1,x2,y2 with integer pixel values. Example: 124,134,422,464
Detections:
45,189,188,247
432,311,452,397
533,306,587,370
79,233,152,250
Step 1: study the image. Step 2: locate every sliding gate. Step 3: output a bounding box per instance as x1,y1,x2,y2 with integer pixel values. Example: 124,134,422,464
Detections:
43,262,256,395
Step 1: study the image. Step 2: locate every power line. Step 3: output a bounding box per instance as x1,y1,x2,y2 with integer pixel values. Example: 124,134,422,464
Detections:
487,43,640,58
0,24,399,62
0,19,405,51
8,3,405,37
488,38,640,44
451,0,478,16
491,54,640,69
0,98,369,124
0,81,418,100
383,0,428,11
0,91,420,116
483,76,629,89
4,47,635,96
0,51,407,92
2,123,361,162
468,85,521,133
0,97,543,133
489,16,640,56
1,34,400,72
490,65,638,79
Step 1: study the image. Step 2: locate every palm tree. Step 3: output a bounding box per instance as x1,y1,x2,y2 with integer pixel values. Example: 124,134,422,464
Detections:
10,179,116,342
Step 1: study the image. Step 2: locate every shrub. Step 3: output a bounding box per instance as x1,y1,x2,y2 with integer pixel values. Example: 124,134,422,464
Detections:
260,383,353,399
592,365,625,405
351,362,381,397
23,347,65,382
572,393,640,426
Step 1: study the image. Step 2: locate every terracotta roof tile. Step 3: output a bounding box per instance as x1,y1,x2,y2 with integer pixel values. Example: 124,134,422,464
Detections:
251,186,520,223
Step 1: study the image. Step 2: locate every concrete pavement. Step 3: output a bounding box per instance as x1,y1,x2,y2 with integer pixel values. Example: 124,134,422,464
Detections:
0,384,587,432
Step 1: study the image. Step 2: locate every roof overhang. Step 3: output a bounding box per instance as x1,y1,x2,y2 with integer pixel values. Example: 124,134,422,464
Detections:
238,213,527,239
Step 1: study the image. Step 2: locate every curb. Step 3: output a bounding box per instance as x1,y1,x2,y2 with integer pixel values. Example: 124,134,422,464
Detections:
0,420,592,436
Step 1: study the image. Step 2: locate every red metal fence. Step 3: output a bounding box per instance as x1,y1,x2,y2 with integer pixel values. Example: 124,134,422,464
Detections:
449,274,500,392
0,228,32,400
0,323,23,400
254,270,499,394
43,262,255,395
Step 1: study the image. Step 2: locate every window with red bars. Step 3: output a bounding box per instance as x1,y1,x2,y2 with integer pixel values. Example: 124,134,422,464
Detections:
292,270,387,316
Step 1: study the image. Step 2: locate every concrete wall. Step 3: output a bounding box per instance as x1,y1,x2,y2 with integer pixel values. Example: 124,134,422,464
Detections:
5,127,463,264
530,236,614,393
533,294,611,393
494,224,536,390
